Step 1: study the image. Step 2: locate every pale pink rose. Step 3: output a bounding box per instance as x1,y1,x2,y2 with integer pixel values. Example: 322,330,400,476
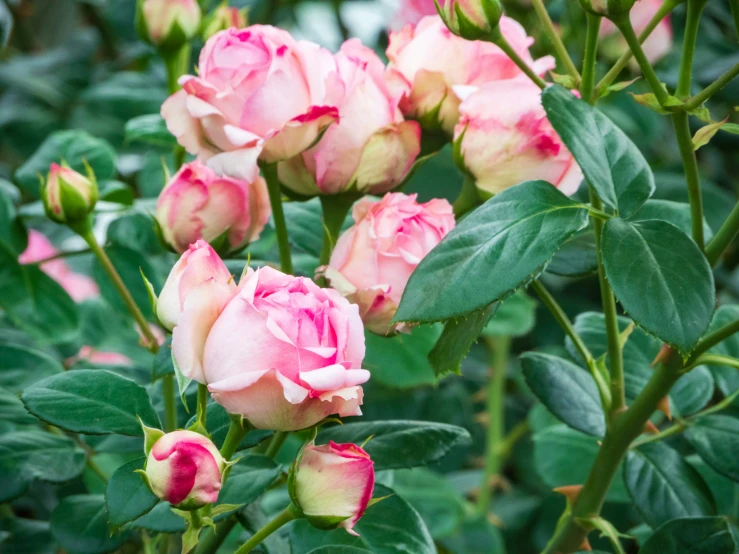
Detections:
278,40,421,196
157,240,236,332
393,0,437,28
66,346,133,367
161,26,340,181
386,16,554,134
325,193,454,334
454,80,582,196
41,163,98,225
291,441,374,534
141,0,201,45
198,267,369,431
19,230,99,302
145,430,224,508
156,160,270,254
599,0,672,64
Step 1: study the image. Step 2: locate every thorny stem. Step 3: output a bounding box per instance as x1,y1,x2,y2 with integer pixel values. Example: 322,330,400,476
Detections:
684,61,739,110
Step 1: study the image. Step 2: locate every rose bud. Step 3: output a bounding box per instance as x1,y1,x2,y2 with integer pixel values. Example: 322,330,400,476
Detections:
157,240,237,333
599,0,672,65
453,80,582,197
136,0,202,51
386,16,554,134
174,267,368,431
289,441,375,534
161,26,339,180
278,40,421,197
202,4,247,40
41,163,98,228
143,430,224,509
436,0,503,41
325,193,454,334
155,161,270,255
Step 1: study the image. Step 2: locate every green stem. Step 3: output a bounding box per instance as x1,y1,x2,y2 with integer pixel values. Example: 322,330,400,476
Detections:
193,517,239,554
163,43,192,95
705,201,739,266
731,0,739,41
490,28,547,89
595,0,679,97
220,417,249,461
196,383,208,427
265,431,288,459
530,280,593,366
531,0,581,82
589,188,625,417
30,247,92,265
495,419,530,460
318,194,356,267
541,357,683,553
684,62,739,110
87,456,109,483
676,0,708,99
162,375,177,432
234,505,299,554
671,111,705,249
452,176,481,218
687,319,739,363
612,15,669,105
581,14,601,104
476,336,510,514
261,163,293,274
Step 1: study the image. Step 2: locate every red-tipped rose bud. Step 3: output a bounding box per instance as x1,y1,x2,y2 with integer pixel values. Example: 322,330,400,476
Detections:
143,430,224,509
136,0,202,51
289,441,375,534
41,163,98,228
435,0,503,41
202,4,247,40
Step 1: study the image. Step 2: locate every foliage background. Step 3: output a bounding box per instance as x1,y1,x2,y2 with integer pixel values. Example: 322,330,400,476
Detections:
1,0,739,553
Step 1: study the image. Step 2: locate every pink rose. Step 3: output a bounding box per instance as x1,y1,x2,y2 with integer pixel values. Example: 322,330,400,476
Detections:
599,0,672,64
139,0,201,46
157,240,236,332
454,80,582,196
325,192,454,334
155,160,270,255
19,230,99,302
386,16,554,134
161,26,340,181
290,441,375,534
278,40,421,196
193,267,368,431
144,430,224,508
68,346,133,367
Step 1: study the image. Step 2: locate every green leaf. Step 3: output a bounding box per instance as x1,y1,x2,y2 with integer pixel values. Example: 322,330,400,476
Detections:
481,290,536,337
670,366,714,416
22,369,160,436
0,343,63,393
438,515,505,554
50,494,127,554
307,548,373,554
289,484,435,554
184,403,272,451
217,455,281,506
521,353,606,437
692,119,727,151
429,304,495,379
317,420,471,470
624,442,716,528
546,228,597,277
152,336,174,380
640,517,736,554
105,457,158,528
0,431,85,502
601,218,714,354
130,502,185,532
0,386,36,425
363,326,440,389
0,242,79,343
533,425,629,503
106,211,163,256
0,517,56,554
395,180,589,323
542,85,655,217
124,114,176,147
628,199,713,241
685,415,739,483
0,184,27,254
704,305,739,395
15,130,116,198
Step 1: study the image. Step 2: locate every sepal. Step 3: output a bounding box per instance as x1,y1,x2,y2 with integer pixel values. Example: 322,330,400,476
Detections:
140,418,165,455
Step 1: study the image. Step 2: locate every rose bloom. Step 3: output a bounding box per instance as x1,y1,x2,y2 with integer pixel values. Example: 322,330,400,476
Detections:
145,430,224,508
278,40,421,196
325,192,454,334
161,25,339,180
599,0,672,64
155,160,270,255
454,80,582,196
291,441,375,534
386,15,554,134
169,265,369,431
19,230,99,302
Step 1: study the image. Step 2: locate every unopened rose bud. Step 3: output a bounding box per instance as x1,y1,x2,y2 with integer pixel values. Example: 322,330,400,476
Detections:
578,0,635,17
156,240,236,332
41,163,98,228
202,4,247,40
136,0,202,51
143,430,224,509
436,0,502,41
289,441,375,534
